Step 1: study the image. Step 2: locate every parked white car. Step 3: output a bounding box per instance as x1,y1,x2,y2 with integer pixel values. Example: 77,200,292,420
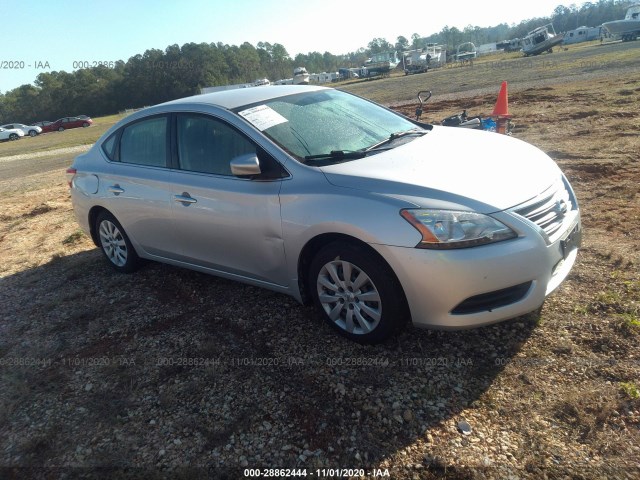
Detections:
0,127,25,141
0,123,42,137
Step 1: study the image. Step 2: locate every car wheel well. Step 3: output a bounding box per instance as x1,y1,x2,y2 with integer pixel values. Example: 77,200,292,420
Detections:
88,206,110,247
297,233,408,310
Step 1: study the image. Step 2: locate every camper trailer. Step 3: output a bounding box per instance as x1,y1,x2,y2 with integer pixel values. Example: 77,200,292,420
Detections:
309,72,340,84
564,26,602,44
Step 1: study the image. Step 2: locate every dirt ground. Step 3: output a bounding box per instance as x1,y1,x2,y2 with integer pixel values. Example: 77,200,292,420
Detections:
0,43,639,479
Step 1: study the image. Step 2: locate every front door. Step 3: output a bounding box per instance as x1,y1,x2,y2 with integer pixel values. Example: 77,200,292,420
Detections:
169,113,287,286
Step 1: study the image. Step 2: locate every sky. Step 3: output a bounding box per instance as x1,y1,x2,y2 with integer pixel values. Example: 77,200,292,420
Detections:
0,0,578,93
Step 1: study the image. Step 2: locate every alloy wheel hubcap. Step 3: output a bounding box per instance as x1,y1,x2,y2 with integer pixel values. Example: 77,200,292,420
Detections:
317,259,381,334
99,220,128,267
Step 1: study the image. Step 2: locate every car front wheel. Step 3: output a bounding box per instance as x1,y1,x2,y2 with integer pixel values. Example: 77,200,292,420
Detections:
58,127,64,132
309,242,408,344
28,130,38,137
9,133,19,141
82,122,90,127
95,211,140,273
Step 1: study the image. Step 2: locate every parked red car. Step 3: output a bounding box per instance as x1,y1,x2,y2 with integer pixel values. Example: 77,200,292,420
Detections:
32,120,56,133
50,116,93,132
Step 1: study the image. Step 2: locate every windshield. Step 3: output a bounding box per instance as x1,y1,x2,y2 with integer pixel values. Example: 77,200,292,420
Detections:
236,89,422,162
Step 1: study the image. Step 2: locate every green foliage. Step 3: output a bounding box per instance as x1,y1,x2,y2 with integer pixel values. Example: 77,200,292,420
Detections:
620,382,639,400
617,313,640,332
367,38,394,54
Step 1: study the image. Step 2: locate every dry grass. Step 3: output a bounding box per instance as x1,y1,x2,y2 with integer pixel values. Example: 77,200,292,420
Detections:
0,169,88,277
342,39,640,105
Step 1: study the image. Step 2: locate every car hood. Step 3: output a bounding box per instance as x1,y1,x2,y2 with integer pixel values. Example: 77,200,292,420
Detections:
319,126,562,213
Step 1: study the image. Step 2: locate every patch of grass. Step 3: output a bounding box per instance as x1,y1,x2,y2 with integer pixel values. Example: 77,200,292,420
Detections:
24,203,56,217
590,278,639,317
595,289,623,307
573,304,589,316
620,382,639,400
622,279,640,296
617,313,640,334
553,389,617,441
62,230,85,245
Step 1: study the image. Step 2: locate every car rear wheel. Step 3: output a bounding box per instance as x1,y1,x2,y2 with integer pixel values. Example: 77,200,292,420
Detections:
309,242,408,344
28,130,37,137
95,211,140,273
9,133,18,141
58,126,64,132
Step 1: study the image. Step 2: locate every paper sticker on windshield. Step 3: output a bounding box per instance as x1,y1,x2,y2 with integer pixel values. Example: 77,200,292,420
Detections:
238,105,287,131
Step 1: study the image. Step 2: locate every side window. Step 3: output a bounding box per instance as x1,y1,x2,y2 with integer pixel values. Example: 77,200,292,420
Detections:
120,116,168,167
176,114,256,176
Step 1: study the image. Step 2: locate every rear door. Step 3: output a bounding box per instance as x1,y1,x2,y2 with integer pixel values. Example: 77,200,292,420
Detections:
168,112,287,286
98,114,179,259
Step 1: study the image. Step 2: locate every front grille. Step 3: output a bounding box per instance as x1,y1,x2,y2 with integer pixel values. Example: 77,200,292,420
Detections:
451,282,532,315
514,180,572,238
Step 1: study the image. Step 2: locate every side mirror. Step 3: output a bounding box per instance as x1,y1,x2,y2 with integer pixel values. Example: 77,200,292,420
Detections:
230,153,262,178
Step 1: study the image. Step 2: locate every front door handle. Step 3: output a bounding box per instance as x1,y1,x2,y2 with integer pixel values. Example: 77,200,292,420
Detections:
108,185,125,195
173,193,197,205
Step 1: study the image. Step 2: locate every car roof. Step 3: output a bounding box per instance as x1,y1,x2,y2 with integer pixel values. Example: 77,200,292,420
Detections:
101,85,335,139
160,85,329,110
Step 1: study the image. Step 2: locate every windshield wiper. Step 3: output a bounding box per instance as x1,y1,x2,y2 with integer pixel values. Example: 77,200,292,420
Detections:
304,147,397,164
364,129,427,152
304,150,367,162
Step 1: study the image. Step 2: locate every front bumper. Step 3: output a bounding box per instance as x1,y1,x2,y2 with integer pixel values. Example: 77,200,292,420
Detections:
372,210,580,329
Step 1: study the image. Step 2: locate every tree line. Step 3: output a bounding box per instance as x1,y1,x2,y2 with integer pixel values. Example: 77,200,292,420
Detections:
0,42,361,124
0,0,631,124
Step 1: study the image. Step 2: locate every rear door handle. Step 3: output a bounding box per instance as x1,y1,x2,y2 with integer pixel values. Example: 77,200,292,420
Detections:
108,185,125,195
173,193,197,205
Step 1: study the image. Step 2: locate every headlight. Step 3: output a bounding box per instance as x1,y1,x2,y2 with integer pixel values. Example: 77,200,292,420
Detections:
400,209,517,249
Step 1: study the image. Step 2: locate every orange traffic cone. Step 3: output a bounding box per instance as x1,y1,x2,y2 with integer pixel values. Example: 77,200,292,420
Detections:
492,81,510,117
492,81,512,134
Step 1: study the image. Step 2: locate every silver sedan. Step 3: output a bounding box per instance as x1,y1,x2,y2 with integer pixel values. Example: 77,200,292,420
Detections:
67,85,581,343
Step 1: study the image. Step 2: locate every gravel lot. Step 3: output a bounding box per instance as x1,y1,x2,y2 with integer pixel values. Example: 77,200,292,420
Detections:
1,42,639,479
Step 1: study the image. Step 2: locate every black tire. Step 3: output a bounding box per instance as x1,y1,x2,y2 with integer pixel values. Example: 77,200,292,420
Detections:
28,130,37,137
82,122,89,127
9,133,19,141
58,126,64,132
308,241,409,344
95,211,140,273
